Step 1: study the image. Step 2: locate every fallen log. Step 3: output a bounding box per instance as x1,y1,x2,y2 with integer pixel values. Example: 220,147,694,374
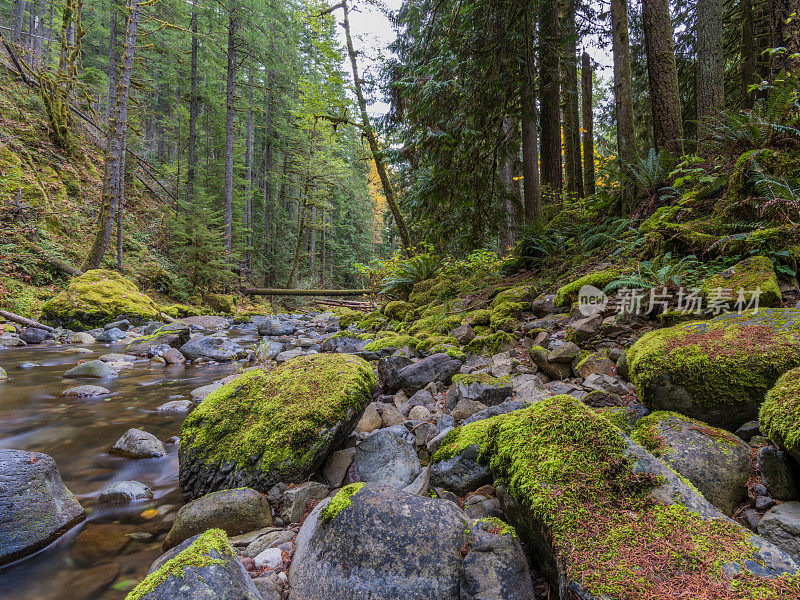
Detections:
315,299,374,311
244,288,374,297
16,236,83,277
0,309,55,333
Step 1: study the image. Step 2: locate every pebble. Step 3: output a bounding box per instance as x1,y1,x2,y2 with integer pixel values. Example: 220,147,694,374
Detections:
62,385,111,398
253,547,283,571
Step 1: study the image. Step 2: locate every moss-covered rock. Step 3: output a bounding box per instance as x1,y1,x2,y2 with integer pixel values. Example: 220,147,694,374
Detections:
701,256,781,309
760,368,800,464
553,269,621,307
178,353,377,500
383,300,414,321
41,269,160,330
463,332,516,356
203,293,236,315
627,309,800,430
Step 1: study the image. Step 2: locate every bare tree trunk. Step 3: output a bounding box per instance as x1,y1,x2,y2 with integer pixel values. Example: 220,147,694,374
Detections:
769,0,800,77
581,51,596,197
321,210,326,288
309,203,316,278
498,118,519,254
11,0,25,44
105,0,119,123
116,136,126,271
521,6,541,222
642,0,684,155
223,3,238,255
539,0,562,199
244,69,253,273
340,0,413,257
740,0,755,109
261,76,274,286
186,0,199,208
83,0,140,270
611,0,637,212
696,0,724,151
32,0,45,63
561,1,583,198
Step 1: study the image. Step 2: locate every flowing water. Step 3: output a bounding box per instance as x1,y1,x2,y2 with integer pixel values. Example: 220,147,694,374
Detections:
0,326,260,600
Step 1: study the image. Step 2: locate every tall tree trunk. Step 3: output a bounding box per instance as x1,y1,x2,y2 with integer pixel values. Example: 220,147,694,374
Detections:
244,70,253,273
696,0,724,151
340,0,414,257
261,74,274,286
186,0,199,207
561,2,583,198
611,0,637,212
11,0,25,44
116,136,126,271
539,0,562,198
105,0,119,124
498,118,519,254
769,0,800,77
521,5,541,222
581,51,596,196
642,0,684,155
309,203,316,277
223,3,238,255
32,0,45,63
740,0,755,109
83,0,140,270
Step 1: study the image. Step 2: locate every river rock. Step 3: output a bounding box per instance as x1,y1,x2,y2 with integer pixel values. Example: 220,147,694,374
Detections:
0,449,86,566
288,483,534,600
155,399,193,413
280,482,329,524
255,339,285,362
95,327,126,343
446,374,512,410
0,367,6,380
128,529,261,600
322,448,355,488
258,318,297,337
758,446,800,501
99,480,153,503
61,384,110,398
354,428,421,489
126,322,191,357
19,327,51,344
179,335,245,362
758,502,800,561
430,444,492,494
109,428,166,458
179,354,376,500
163,487,273,550
105,319,130,331
398,353,463,395
321,335,367,354
64,360,118,379
71,332,95,344
355,402,382,433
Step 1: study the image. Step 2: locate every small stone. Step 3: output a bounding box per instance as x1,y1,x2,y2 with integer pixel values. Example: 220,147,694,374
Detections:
161,347,186,364
99,480,153,503
451,324,476,345
409,405,432,422
64,360,118,379
253,547,283,571
280,482,328,524
547,342,580,363
759,446,800,501
322,448,355,487
64,347,93,354
96,327,126,343
735,421,761,442
62,385,110,398
451,398,488,422
155,400,193,413
355,402,382,434
755,496,777,511
109,428,165,459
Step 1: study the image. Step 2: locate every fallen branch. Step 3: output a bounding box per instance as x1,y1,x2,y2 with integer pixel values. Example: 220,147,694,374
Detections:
244,288,374,297
16,235,83,276
0,309,55,333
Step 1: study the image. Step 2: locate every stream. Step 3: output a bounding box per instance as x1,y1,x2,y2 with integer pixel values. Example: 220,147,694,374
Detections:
0,326,260,600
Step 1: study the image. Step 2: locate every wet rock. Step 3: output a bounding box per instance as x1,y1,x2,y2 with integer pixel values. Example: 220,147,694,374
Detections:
126,322,191,357
0,449,86,566
109,428,165,459
756,495,777,511
322,448,355,488
581,390,624,408
62,384,110,398
377,403,406,427
258,318,297,337
281,482,329,524
430,444,493,495
574,352,616,378
463,400,531,425
19,327,52,344
758,502,800,561
161,347,186,364
105,319,130,331
758,446,800,501
0,367,6,380
321,335,368,354
70,523,133,566
129,529,261,600
64,360,118,379
547,342,580,363
59,563,120,600
95,327,126,342
179,335,245,362
354,428,421,488
99,480,153,503
163,487,273,550
398,353,463,395
155,399,193,413
254,339,285,362
71,332,95,344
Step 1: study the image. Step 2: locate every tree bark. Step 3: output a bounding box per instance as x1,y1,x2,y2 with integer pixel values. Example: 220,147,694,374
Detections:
223,3,238,255
340,0,414,257
642,0,684,155
740,0,755,109
561,1,583,198
186,0,199,207
581,51,596,196
244,69,254,272
105,0,119,124
83,0,140,270
11,0,26,44
696,0,724,151
499,117,519,254
261,73,275,286
539,0,562,199
611,0,637,212
769,0,800,78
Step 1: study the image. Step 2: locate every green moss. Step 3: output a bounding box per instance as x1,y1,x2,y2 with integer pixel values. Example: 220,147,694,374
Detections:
701,256,781,308
320,482,364,525
125,529,233,600
627,308,800,410
471,516,516,538
463,332,515,356
594,407,638,434
452,373,511,387
490,301,527,332
553,269,622,307
41,269,160,330
464,309,492,327
431,413,511,462
383,300,414,321
203,293,236,314
358,311,389,332
363,333,422,353
0,367,7,380
330,307,362,329
180,354,377,472
161,303,206,318
760,367,800,459
639,206,682,235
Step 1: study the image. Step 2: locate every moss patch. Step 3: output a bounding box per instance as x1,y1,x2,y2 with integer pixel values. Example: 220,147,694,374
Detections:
701,256,781,309
41,269,160,330
464,332,516,356
180,354,377,472
320,483,364,525
760,367,800,460
553,269,621,307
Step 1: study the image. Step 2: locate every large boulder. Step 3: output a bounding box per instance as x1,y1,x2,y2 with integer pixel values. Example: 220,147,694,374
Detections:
126,322,191,357
758,502,800,562
398,353,462,395
179,354,377,500
288,483,534,600
125,529,261,600
631,412,751,515
701,255,782,309
41,269,160,330
445,374,512,411
179,335,245,362
353,428,421,489
163,488,273,550
627,309,800,430
257,317,296,337
448,396,799,599
760,367,800,464
0,449,86,566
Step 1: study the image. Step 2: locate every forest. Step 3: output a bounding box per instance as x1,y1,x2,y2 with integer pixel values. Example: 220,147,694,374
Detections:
1,0,800,598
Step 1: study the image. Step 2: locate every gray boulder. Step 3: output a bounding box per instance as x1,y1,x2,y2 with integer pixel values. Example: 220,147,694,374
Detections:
430,444,493,494
126,322,191,357
105,319,130,331
354,428,421,488
758,502,800,562
19,327,51,344
446,375,512,411
109,428,165,459
322,335,367,354
0,449,86,566
179,336,245,362
258,318,296,336
254,339,285,362
62,385,110,398
99,480,153,503
129,529,261,600
398,353,462,394
163,487,273,550
280,481,329,524
96,327,126,342
64,360,118,379
155,399,193,414
378,355,414,394
463,400,530,425
288,483,534,600
759,446,800,501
